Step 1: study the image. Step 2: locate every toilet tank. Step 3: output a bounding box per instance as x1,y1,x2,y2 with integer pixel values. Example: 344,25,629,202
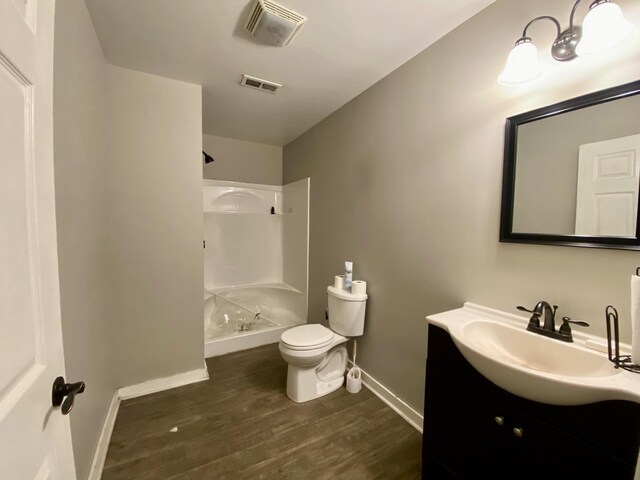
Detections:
327,286,367,337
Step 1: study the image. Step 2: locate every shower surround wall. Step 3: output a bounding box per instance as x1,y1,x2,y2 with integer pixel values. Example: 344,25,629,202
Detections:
203,179,309,356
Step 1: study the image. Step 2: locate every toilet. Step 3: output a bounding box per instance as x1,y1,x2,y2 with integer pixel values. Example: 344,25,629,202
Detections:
279,285,367,403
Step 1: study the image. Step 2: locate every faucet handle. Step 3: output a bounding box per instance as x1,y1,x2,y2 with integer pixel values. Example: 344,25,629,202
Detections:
517,305,541,329
561,316,590,327
517,305,541,316
559,316,590,337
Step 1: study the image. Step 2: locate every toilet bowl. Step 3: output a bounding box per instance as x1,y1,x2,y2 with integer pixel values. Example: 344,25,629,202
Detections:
279,324,348,403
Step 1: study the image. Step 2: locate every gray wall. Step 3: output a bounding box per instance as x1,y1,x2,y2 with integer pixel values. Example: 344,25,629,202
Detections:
514,95,640,234
107,65,204,387
203,134,282,185
53,5,205,476
53,1,116,478
284,0,640,414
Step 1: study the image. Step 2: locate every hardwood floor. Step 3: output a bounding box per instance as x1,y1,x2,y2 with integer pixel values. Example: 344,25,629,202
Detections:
102,344,422,479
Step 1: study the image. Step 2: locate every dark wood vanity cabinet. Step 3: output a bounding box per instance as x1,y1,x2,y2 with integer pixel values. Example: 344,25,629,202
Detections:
422,325,640,479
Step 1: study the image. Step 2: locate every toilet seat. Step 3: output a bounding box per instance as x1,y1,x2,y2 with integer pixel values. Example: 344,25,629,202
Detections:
280,324,334,351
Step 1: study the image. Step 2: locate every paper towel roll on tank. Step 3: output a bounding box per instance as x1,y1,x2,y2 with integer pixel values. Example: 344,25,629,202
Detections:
352,280,367,295
335,261,366,294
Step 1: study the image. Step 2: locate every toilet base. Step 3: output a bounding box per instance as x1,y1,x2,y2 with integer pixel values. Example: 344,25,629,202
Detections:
285,345,348,403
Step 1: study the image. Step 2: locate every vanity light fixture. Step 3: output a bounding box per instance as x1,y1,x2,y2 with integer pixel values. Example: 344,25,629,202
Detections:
498,0,633,85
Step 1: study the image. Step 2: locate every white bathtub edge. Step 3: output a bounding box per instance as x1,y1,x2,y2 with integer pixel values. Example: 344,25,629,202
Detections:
205,326,288,358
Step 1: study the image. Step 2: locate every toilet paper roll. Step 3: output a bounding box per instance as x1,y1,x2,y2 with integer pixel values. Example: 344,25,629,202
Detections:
351,280,367,295
334,275,345,289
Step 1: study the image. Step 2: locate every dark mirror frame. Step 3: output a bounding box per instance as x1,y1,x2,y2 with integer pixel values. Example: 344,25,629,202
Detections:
500,79,640,251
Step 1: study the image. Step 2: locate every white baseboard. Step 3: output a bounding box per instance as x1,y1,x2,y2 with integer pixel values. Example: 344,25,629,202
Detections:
88,364,209,479
348,361,423,433
118,364,209,400
88,391,120,480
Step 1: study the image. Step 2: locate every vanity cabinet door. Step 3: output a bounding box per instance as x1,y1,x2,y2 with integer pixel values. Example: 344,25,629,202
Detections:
506,407,636,480
423,364,509,479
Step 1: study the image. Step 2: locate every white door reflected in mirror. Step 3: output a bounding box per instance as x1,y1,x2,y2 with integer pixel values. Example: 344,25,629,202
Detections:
575,134,640,237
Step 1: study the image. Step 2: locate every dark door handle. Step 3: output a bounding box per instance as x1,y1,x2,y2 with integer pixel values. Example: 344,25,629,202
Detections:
52,376,85,415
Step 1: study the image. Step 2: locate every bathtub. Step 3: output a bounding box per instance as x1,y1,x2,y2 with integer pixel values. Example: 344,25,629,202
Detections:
204,283,306,358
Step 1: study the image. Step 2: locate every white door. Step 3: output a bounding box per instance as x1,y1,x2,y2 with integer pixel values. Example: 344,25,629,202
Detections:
575,134,640,237
1,1,77,479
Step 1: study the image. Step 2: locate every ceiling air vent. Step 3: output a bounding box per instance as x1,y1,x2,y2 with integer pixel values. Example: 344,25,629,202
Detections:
244,0,306,47
240,75,282,94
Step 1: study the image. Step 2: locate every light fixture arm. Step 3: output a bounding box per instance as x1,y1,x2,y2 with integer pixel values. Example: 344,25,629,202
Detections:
521,16,562,40
568,0,585,31
521,0,599,40
569,0,605,30
518,12,581,61
522,0,597,41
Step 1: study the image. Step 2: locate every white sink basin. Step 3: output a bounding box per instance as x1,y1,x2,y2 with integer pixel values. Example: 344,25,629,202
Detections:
427,303,640,406
463,320,614,377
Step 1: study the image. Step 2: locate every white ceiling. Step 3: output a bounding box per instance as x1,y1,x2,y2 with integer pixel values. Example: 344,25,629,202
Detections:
85,0,495,146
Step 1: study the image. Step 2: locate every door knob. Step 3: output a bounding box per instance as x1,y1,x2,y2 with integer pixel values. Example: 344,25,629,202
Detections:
52,376,85,415
513,427,524,438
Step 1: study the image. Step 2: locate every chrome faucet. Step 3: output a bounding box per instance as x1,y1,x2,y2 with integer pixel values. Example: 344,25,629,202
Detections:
517,301,589,342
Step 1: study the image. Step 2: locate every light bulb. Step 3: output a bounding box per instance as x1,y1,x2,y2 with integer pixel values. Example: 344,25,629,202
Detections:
576,1,633,55
498,39,543,86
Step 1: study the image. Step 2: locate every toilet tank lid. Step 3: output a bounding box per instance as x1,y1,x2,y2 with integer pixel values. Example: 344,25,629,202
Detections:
327,286,367,302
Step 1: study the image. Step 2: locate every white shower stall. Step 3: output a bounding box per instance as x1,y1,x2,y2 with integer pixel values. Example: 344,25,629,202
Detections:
203,178,309,357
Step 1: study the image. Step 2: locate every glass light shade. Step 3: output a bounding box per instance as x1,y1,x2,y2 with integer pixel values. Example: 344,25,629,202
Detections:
498,41,543,86
576,2,633,55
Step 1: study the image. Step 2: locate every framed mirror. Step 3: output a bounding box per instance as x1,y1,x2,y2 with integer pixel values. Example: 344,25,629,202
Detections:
500,80,640,250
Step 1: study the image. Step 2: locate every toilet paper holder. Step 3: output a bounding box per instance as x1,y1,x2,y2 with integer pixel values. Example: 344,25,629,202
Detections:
605,305,640,374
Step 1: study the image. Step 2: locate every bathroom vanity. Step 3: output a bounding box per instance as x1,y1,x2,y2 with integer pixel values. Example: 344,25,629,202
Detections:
422,313,640,479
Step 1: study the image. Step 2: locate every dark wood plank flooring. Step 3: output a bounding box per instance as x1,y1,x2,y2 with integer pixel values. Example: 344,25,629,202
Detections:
102,344,422,479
